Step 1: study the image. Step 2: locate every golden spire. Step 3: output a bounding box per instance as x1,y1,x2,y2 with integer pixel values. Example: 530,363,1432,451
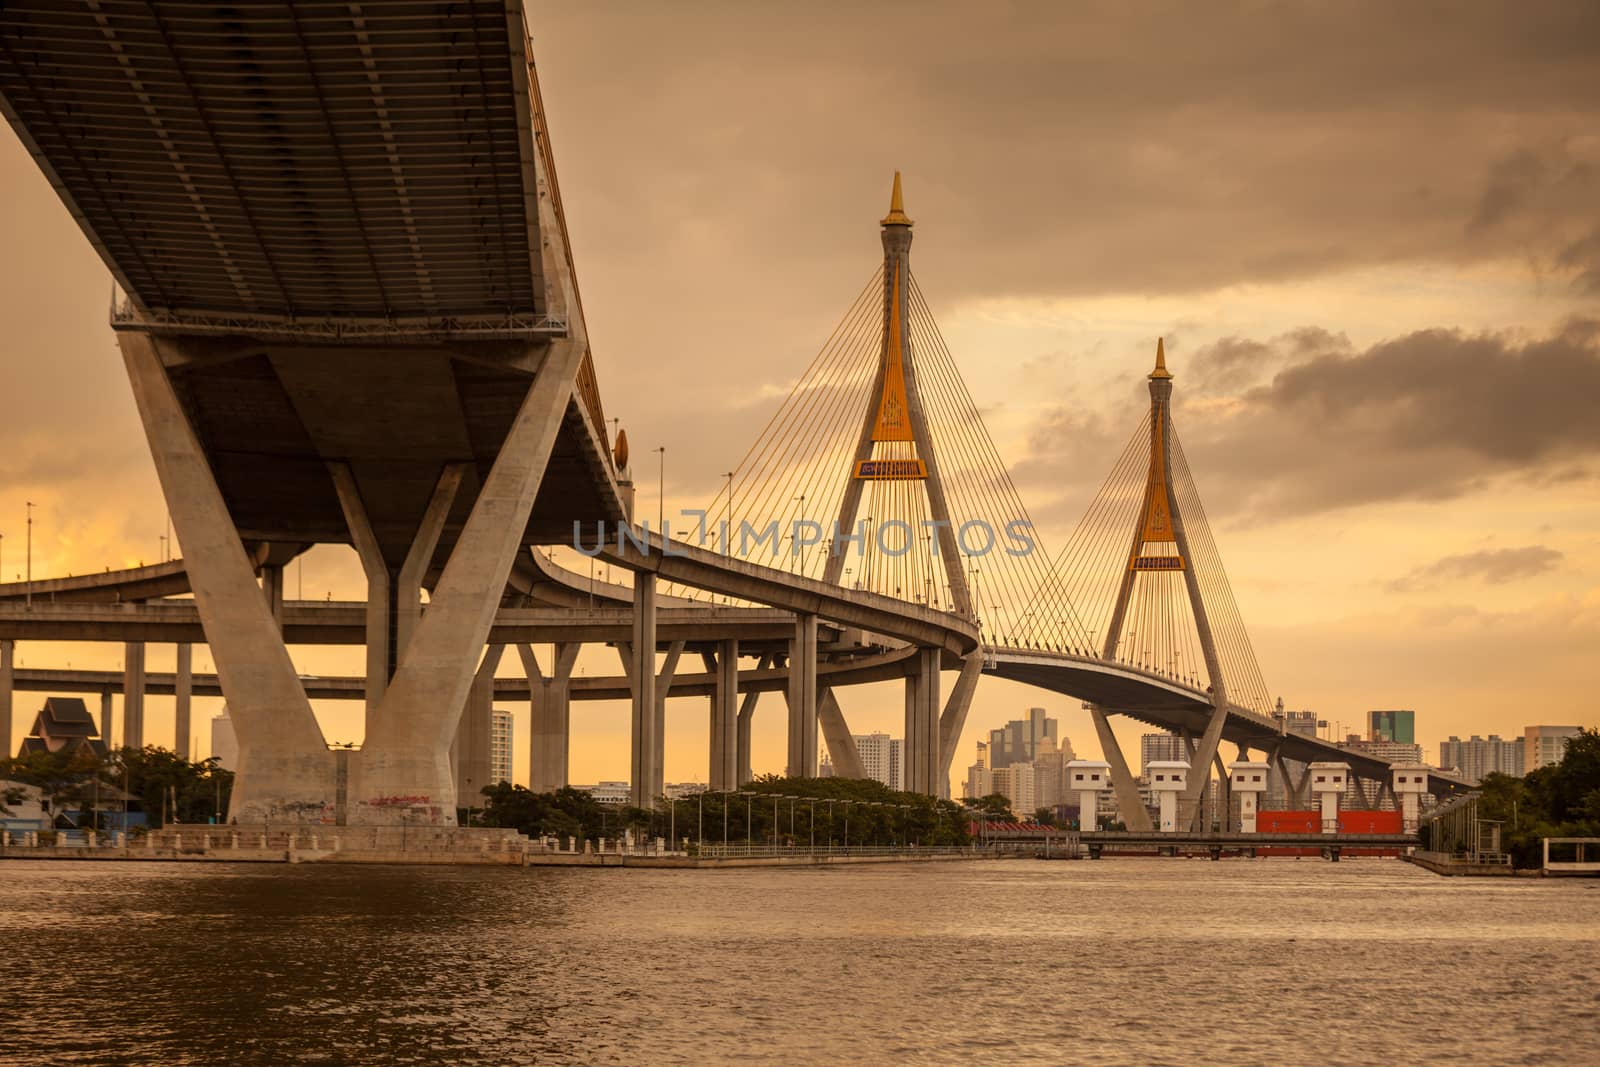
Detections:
881,170,913,227
1149,336,1173,380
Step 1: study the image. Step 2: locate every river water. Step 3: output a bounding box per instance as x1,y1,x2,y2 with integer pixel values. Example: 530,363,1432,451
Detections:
1,858,1595,1065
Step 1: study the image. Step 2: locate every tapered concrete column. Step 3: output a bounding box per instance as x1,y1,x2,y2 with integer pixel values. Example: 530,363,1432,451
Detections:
653,641,685,795
122,642,146,749
328,462,391,716
735,652,773,785
785,613,818,778
936,654,983,800
174,643,193,758
0,639,14,756
903,647,941,795
628,576,658,805
394,465,464,661
261,565,284,630
351,334,585,825
1090,706,1154,832
521,643,579,793
710,639,739,790
453,645,504,811
817,688,865,779
121,331,334,822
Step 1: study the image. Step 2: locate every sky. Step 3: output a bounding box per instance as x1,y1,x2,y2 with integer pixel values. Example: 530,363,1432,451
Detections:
3,1,1598,788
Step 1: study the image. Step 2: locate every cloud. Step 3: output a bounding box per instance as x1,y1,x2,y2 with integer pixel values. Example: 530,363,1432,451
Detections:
1387,545,1565,592
1171,317,1600,520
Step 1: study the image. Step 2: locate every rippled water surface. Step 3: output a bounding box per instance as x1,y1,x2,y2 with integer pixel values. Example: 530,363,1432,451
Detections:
1,858,1597,1065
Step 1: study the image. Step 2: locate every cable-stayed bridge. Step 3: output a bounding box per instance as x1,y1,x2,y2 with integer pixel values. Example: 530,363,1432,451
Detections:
0,3,1463,830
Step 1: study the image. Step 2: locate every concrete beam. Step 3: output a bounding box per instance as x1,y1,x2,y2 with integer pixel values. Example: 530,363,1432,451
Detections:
737,651,775,785
1092,706,1154,832
521,642,579,793
653,639,686,798
1,639,13,757
328,461,391,715
627,575,658,806
395,464,465,660
352,333,585,825
936,653,983,798
816,688,864,779
903,647,941,795
709,639,739,790
122,642,146,749
100,691,113,753
174,643,192,758
453,644,503,811
121,330,334,822
785,613,818,778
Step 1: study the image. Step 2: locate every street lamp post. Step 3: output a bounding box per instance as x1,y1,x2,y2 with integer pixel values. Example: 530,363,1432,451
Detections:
25,500,35,609
654,446,666,537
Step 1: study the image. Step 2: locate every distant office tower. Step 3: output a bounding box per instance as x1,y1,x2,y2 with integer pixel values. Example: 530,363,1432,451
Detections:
490,708,513,786
1368,710,1416,745
988,708,1058,769
1439,735,1524,784
210,710,238,771
1524,725,1582,773
1140,732,1185,776
854,733,905,792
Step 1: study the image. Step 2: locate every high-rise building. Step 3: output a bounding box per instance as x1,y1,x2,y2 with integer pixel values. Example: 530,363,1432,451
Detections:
210,710,237,771
963,735,1075,812
490,708,514,786
1439,735,1524,784
988,708,1058,769
854,733,905,792
1140,732,1185,776
1525,725,1582,773
1368,710,1416,745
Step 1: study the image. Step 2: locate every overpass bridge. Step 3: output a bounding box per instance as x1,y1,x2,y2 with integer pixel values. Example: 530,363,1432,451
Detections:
0,3,1459,828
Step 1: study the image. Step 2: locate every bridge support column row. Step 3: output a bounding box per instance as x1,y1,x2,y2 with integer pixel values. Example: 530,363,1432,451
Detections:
452,644,504,810
709,639,739,791
903,647,940,795
1,639,13,758
735,652,774,786
122,331,336,821
122,642,146,749
935,654,983,801
1091,706,1154,832
626,576,657,806
174,643,192,758
521,643,579,793
123,326,583,825
785,613,818,778
817,689,865,779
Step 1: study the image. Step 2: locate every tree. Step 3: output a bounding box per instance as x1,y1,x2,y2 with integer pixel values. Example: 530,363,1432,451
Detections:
1,747,102,821
1032,807,1058,827
974,793,1015,820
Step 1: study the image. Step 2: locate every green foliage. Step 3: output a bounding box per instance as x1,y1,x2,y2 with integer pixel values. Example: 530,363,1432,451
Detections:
477,783,617,841
0,746,232,829
1,784,25,817
112,747,233,827
973,793,1016,820
1,747,102,815
1032,807,1058,827
478,776,974,847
